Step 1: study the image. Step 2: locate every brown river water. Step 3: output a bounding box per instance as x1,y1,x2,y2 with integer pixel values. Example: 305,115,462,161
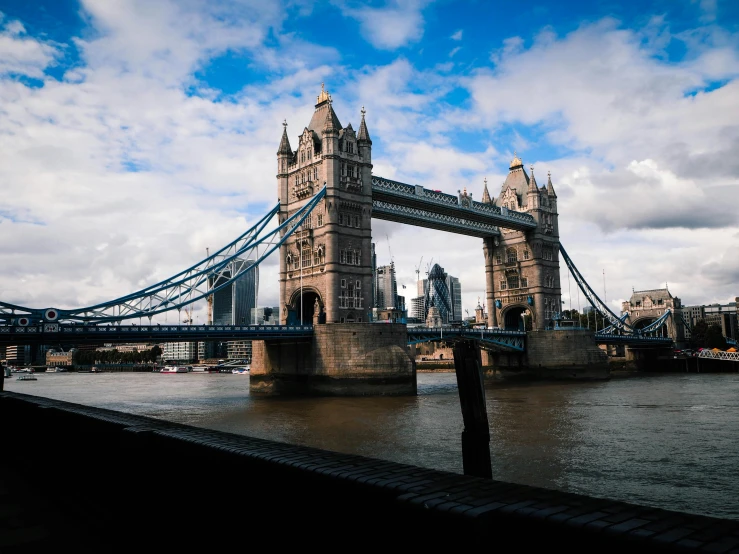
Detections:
6,370,739,520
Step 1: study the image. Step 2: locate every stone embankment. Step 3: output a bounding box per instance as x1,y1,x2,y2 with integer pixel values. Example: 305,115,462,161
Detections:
2,391,739,551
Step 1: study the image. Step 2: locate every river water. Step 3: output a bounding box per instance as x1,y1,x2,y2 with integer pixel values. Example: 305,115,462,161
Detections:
6,370,739,520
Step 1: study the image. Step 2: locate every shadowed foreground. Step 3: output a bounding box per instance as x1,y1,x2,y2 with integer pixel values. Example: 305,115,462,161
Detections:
2,391,739,552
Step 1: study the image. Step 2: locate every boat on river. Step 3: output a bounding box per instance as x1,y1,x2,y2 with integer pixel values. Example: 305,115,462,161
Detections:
160,366,188,374
17,373,37,381
232,367,250,374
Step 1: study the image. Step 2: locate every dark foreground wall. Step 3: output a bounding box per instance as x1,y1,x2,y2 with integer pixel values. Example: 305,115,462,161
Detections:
2,392,739,552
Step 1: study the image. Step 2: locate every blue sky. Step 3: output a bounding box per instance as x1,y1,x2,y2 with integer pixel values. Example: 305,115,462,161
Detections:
0,0,737,321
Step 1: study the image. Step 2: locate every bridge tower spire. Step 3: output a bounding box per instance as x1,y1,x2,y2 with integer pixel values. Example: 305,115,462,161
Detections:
277,84,374,325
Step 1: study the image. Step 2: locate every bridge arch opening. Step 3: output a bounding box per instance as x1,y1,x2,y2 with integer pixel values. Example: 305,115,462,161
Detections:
288,288,323,325
503,306,530,331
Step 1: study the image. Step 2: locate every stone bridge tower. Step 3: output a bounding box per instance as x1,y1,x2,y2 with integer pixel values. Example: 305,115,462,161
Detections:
277,85,374,325
481,154,562,330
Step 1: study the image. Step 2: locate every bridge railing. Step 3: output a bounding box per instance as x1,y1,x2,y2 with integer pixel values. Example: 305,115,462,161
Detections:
698,350,739,361
408,327,526,336
371,176,536,227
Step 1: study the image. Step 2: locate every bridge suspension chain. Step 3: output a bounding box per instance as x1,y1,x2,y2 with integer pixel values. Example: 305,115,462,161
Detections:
0,187,327,324
559,244,635,334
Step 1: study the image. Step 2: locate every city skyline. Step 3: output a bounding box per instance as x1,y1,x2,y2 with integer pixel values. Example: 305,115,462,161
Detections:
0,1,737,326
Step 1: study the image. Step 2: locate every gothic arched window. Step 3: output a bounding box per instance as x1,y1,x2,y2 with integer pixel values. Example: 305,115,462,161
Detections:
506,248,518,263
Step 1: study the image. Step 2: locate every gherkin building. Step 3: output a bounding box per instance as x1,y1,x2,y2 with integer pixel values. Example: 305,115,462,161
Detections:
424,264,452,323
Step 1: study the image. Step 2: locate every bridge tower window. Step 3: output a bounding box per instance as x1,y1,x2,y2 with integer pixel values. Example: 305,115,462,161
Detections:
507,275,519,289
495,254,502,264
521,277,528,287
506,248,518,263
346,282,355,308
524,250,530,260
500,280,507,290
317,214,323,226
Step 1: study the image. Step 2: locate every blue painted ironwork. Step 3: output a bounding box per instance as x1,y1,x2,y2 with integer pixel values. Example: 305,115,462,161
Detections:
407,327,525,351
372,200,501,237
560,244,677,343
0,323,314,345
559,244,635,333
596,313,630,335
0,187,327,325
727,337,737,346
371,175,537,234
638,309,672,334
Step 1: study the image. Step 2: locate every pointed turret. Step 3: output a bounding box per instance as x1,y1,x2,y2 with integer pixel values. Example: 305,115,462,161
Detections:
358,106,371,143
323,101,339,133
528,165,538,193
277,120,292,156
547,171,557,197
481,178,491,203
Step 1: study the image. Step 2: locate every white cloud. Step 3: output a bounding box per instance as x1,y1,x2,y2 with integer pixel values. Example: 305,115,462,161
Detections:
0,18,60,77
342,0,430,50
451,29,462,41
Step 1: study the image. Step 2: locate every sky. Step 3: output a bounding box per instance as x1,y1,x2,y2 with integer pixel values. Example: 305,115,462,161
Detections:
0,0,738,325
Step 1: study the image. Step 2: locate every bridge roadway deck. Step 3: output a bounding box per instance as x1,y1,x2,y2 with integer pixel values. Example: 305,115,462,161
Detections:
2,390,738,552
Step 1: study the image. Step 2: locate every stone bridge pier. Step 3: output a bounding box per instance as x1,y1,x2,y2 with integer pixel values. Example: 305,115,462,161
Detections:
251,323,416,396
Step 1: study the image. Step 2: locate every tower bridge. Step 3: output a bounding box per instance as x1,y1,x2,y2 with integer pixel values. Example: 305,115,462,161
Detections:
0,85,676,393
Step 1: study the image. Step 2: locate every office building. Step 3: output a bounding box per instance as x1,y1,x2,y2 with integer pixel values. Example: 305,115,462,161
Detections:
162,342,198,363
415,264,463,324
208,257,258,360
375,262,398,310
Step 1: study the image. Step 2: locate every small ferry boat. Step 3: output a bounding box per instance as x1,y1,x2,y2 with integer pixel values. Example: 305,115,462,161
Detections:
17,373,37,381
160,366,188,374
232,367,250,375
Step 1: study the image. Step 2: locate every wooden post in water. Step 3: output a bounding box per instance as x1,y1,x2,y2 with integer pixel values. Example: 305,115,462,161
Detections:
452,339,492,479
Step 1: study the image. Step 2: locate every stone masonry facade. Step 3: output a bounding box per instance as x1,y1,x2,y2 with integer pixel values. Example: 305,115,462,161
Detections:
480,154,562,330
277,84,374,325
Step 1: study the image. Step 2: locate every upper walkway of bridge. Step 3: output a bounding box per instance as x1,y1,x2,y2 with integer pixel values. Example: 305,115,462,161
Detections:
371,176,537,237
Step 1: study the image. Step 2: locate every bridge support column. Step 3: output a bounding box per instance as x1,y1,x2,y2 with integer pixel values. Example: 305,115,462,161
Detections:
251,324,416,396
483,237,497,328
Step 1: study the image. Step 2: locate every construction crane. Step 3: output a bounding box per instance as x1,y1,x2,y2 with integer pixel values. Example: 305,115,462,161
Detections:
425,257,434,276
385,234,394,265
414,256,423,283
